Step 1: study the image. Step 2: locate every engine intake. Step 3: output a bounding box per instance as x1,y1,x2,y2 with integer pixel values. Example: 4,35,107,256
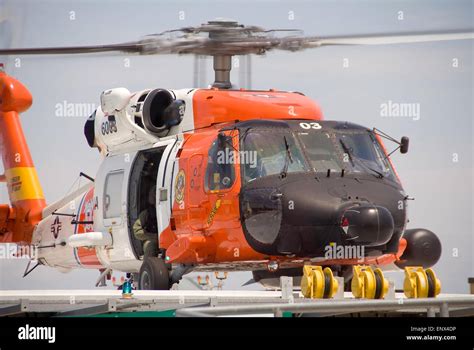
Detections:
142,89,185,136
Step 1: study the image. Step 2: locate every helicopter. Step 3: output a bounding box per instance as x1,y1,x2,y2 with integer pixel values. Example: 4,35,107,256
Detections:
0,19,472,297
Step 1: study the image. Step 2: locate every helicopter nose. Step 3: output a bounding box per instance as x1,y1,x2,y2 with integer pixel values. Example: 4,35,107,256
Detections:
339,205,394,247
240,172,405,257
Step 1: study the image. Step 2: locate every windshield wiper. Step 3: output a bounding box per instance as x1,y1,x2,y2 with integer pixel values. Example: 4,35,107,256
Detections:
280,135,294,178
339,139,384,179
339,139,355,166
359,159,385,179
239,127,252,144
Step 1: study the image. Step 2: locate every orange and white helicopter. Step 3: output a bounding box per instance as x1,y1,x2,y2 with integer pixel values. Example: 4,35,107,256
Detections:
0,20,472,297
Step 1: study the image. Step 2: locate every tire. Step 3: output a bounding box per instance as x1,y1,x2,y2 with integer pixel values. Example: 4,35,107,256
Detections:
138,257,170,290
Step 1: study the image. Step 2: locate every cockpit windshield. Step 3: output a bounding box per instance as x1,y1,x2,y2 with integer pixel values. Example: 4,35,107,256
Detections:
297,129,396,181
241,131,307,183
240,123,397,183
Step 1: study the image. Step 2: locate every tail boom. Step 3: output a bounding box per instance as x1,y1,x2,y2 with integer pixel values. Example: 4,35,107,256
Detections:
0,65,46,243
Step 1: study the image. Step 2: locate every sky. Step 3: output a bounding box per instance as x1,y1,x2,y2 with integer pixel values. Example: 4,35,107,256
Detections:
0,0,472,293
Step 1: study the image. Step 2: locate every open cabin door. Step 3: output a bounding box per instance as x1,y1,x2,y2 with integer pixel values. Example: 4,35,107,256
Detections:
156,138,181,237
127,138,180,258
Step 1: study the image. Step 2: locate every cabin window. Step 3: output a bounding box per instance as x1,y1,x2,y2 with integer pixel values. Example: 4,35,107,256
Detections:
205,134,235,191
104,170,124,219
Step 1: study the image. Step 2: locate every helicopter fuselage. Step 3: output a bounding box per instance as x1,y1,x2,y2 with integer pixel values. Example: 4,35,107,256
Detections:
31,88,414,275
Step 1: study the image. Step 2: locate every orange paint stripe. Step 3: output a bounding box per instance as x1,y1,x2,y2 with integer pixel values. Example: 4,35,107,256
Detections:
0,111,35,169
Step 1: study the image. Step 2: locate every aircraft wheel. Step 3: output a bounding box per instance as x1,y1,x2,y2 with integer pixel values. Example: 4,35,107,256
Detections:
351,265,389,299
301,266,338,299
138,257,170,290
403,266,441,298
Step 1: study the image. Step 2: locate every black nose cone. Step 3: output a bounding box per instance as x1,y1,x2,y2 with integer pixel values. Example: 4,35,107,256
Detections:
240,172,405,257
340,205,394,247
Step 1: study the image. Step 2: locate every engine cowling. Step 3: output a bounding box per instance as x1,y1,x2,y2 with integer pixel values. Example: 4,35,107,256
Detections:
142,89,185,136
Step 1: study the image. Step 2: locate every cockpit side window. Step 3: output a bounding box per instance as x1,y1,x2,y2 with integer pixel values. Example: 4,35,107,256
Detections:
339,132,377,163
205,134,235,191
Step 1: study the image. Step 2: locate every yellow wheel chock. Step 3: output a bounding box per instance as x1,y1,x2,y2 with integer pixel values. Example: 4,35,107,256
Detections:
301,266,339,299
403,266,441,298
351,265,389,299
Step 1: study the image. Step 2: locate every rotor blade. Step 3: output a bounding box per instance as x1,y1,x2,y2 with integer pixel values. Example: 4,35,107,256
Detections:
0,42,143,55
303,30,474,48
0,35,210,56
1,27,472,57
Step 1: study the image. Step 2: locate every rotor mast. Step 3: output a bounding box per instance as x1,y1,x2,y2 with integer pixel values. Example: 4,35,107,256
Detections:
206,19,241,89
212,55,232,89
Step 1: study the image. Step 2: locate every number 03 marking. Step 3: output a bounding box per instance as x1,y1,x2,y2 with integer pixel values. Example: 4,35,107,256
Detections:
299,122,322,130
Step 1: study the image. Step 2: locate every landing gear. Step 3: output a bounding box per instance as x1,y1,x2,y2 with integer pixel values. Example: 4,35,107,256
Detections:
403,266,441,298
301,266,339,299
351,265,389,299
138,257,170,290
300,264,441,300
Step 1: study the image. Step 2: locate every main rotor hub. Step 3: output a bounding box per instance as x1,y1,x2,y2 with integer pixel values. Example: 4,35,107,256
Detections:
185,20,271,88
